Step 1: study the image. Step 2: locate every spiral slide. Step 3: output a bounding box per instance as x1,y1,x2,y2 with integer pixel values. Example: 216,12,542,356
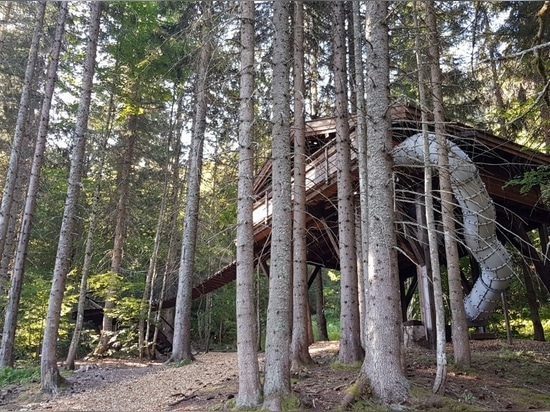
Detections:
392,133,514,323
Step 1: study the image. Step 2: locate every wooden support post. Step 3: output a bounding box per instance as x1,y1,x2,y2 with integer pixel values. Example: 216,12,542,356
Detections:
321,218,340,260
264,191,269,224
416,197,436,349
501,292,512,344
324,147,330,184
539,223,549,267
307,265,321,289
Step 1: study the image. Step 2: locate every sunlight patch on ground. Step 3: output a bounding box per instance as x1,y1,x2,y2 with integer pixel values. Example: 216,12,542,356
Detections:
309,340,339,355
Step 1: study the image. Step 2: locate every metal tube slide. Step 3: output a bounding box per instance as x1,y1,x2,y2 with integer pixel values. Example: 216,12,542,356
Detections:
392,133,514,323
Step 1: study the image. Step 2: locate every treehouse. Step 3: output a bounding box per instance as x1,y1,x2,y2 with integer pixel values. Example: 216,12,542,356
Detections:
83,105,550,351
150,105,550,350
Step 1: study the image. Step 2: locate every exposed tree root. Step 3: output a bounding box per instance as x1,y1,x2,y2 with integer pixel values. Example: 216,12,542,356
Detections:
340,373,372,410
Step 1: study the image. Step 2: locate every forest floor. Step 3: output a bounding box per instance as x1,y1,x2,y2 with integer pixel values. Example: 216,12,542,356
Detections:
1,338,549,411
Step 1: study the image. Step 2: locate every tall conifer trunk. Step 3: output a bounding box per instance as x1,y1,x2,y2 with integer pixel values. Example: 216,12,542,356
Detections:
169,3,213,363
359,0,409,404
332,0,363,364
426,1,471,374
263,0,292,409
0,1,45,323
0,1,65,368
42,1,100,392
235,1,261,406
291,0,314,370
65,1,107,371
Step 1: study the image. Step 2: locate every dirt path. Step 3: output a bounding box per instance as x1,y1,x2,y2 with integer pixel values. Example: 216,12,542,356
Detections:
2,339,550,411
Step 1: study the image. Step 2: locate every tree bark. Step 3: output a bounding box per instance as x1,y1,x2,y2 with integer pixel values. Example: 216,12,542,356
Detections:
0,1,64,369
332,0,363,364
0,0,44,250
291,0,314,371
96,115,136,356
235,0,262,407
413,2,440,357
313,268,329,341
65,1,105,371
359,1,409,404
0,2,13,57
521,262,546,341
139,125,173,358
263,0,292,409
41,1,99,392
535,1,550,151
152,109,184,358
0,1,45,312
352,0,368,351
169,3,213,363
426,0,471,373
419,2,448,394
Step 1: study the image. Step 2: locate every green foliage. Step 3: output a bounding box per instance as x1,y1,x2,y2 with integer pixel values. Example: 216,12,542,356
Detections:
0,366,40,387
85,271,143,355
311,314,340,342
492,305,550,339
15,277,50,360
279,393,300,411
505,165,550,206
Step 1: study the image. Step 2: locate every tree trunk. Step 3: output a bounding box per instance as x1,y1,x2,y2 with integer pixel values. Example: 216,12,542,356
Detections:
535,1,550,151
417,2,447,395
41,2,99,392
290,0,314,371
0,1,64,369
0,0,44,251
65,1,105,371
332,0,363,364
0,2,13,57
139,128,173,358
314,269,329,341
426,0,471,372
0,1,45,312
352,0,368,351
359,1,409,404
169,4,213,363
415,4,447,393
150,87,185,358
521,262,546,341
235,0,261,406
483,6,508,139
263,0,292,409
96,116,136,356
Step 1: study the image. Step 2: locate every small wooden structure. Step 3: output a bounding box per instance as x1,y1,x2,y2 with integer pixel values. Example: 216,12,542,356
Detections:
157,106,550,348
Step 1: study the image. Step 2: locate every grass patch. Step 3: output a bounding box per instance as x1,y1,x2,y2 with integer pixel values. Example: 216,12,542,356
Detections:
330,360,362,372
0,366,40,387
506,385,550,410
408,383,480,411
170,358,194,368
